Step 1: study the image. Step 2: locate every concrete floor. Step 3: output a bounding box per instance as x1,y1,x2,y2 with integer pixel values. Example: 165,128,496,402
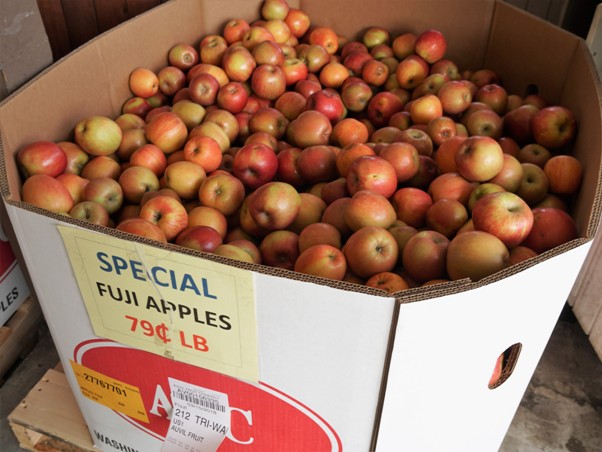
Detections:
1,307,601,451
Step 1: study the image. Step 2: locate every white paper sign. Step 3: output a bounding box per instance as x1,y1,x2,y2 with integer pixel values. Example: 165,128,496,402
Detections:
162,378,231,452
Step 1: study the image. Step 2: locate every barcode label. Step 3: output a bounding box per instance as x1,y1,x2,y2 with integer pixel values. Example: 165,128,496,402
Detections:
173,391,226,413
162,378,230,452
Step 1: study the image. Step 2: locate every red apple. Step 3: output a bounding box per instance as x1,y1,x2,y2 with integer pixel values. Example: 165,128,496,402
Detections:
139,195,188,242
395,54,429,90
391,187,433,228
82,177,123,214
21,174,74,213
475,83,508,115
437,80,473,115
232,142,278,189
56,173,89,204
188,73,221,106
425,198,469,238
297,144,338,184
284,7,310,38
287,192,327,233
505,245,538,267
248,181,301,230
340,78,373,113
446,230,509,281
69,201,110,226
392,32,416,60
221,46,257,82
116,218,167,243
472,191,534,247
367,91,405,129
172,100,207,131
168,42,199,71
214,243,256,263
81,155,121,181
122,96,153,119
305,88,347,124
322,197,353,238
157,66,187,97
294,244,347,281
118,165,160,204
222,18,251,44
515,162,549,206
517,143,551,167
346,155,398,198
175,225,223,252
543,154,583,195
530,105,577,149
163,161,207,200
183,136,223,173
58,141,90,175
426,116,457,146
129,143,167,177
145,111,188,154
464,107,503,139
198,171,246,216
521,207,578,253
17,140,67,178
503,103,539,145
129,67,159,98
488,153,524,193
343,226,399,279
344,189,397,231
298,222,342,253
187,205,228,239
414,29,447,64
251,64,287,101
365,272,410,293
402,230,449,283
455,135,504,182
217,81,249,114
286,110,333,148
259,229,300,270
428,172,477,205
74,115,123,156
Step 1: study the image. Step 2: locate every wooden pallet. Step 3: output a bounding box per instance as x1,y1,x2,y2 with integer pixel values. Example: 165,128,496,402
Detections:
8,366,96,452
0,298,43,384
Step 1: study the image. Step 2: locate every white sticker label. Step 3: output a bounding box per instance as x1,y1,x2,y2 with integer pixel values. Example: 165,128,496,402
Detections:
162,378,230,452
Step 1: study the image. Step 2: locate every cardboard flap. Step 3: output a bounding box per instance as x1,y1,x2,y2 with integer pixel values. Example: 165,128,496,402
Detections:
377,242,593,451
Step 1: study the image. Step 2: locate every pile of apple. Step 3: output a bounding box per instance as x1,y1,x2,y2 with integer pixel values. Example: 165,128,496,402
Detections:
17,0,584,293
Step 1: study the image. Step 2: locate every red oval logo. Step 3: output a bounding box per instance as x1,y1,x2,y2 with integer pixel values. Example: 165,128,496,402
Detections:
0,239,17,278
74,340,341,450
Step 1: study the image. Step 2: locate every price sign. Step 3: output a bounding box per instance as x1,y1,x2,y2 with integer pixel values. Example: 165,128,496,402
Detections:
59,226,259,382
70,360,149,422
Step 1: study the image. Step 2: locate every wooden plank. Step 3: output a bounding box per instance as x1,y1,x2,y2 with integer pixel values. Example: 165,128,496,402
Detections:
0,298,43,382
94,0,129,33
36,0,72,60
505,0,529,9
60,0,99,51
587,310,602,363
586,3,602,75
126,0,164,18
8,368,95,452
524,0,552,20
545,0,569,26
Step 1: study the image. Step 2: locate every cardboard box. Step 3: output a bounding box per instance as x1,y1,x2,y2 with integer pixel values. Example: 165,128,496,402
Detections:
0,0,600,451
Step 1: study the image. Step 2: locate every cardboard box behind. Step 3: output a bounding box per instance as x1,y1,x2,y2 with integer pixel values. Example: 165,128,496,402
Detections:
0,1,600,451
